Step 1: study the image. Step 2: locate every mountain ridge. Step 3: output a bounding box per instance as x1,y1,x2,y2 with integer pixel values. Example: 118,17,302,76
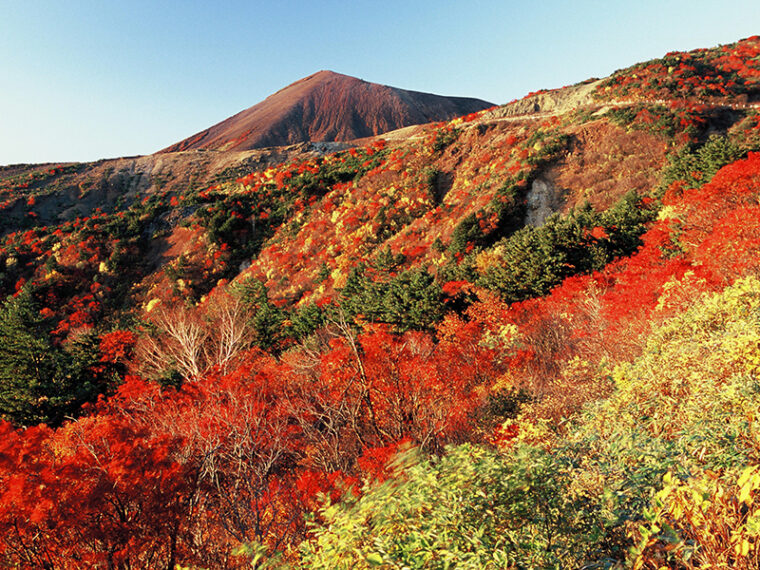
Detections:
160,70,494,152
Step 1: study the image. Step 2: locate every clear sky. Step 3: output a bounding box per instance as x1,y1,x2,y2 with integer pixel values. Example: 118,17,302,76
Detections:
2,0,759,165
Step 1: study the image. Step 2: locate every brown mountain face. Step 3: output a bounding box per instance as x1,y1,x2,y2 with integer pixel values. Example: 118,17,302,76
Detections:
161,70,494,152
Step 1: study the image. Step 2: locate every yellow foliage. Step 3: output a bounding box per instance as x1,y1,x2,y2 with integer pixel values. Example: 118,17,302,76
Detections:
474,246,504,276
631,466,760,568
655,271,708,314
656,205,682,221
330,266,348,290
511,408,557,448
585,276,760,440
144,298,161,313
353,225,374,240
610,362,632,390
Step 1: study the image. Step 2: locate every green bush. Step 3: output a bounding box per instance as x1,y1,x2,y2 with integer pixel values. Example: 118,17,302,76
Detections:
340,265,444,332
659,134,743,190
301,444,605,569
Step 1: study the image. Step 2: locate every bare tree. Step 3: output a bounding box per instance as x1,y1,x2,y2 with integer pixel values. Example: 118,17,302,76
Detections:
204,291,255,375
135,290,255,382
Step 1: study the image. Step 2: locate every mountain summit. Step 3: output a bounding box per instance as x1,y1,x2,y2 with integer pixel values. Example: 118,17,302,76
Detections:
161,70,494,152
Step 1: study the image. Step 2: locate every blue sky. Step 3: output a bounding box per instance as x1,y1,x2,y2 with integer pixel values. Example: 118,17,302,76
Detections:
2,0,759,164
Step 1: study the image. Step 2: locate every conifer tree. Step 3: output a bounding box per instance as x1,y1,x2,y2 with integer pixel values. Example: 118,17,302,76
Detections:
0,289,105,426
0,289,65,425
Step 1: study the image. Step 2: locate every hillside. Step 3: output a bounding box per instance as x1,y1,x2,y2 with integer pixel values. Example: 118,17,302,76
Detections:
1,35,760,568
0,142,350,236
162,70,494,152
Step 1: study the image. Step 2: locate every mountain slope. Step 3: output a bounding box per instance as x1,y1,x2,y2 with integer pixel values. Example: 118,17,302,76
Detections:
5,35,760,568
161,70,494,152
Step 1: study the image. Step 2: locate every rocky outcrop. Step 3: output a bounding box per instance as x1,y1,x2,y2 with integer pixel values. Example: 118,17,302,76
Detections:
525,177,565,226
484,79,604,119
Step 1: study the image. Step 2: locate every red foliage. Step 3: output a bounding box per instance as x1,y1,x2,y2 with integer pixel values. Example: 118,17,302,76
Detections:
0,313,502,565
590,226,609,240
5,79,760,566
39,307,55,319
0,416,194,569
357,438,412,482
466,151,760,398
442,279,471,297
489,422,519,448
597,36,760,102
99,330,138,364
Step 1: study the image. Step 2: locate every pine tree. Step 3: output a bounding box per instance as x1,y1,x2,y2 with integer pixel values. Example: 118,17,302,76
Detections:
236,279,286,351
0,289,65,426
383,269,444,332
0,289,106,426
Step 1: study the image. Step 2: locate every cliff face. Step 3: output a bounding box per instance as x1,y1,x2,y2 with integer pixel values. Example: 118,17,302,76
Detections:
161,70,493,152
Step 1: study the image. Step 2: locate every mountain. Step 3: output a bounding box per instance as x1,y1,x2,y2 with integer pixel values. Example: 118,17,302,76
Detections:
161,70,494,152
4,35,760,569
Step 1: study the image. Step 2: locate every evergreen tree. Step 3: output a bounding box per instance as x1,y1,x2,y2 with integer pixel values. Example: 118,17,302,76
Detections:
236,279,287,351
0,290,59,425
383,269,444,332
289,302,325,340
0,289,107,426
340,265,444,332
0,290,66,425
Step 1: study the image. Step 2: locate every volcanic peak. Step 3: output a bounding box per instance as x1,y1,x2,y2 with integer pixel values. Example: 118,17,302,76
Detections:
162,70,493,152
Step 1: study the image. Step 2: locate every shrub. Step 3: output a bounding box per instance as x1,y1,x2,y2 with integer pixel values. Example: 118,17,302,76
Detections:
660,134,743,191
301,444,605,569
630,466,760,569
